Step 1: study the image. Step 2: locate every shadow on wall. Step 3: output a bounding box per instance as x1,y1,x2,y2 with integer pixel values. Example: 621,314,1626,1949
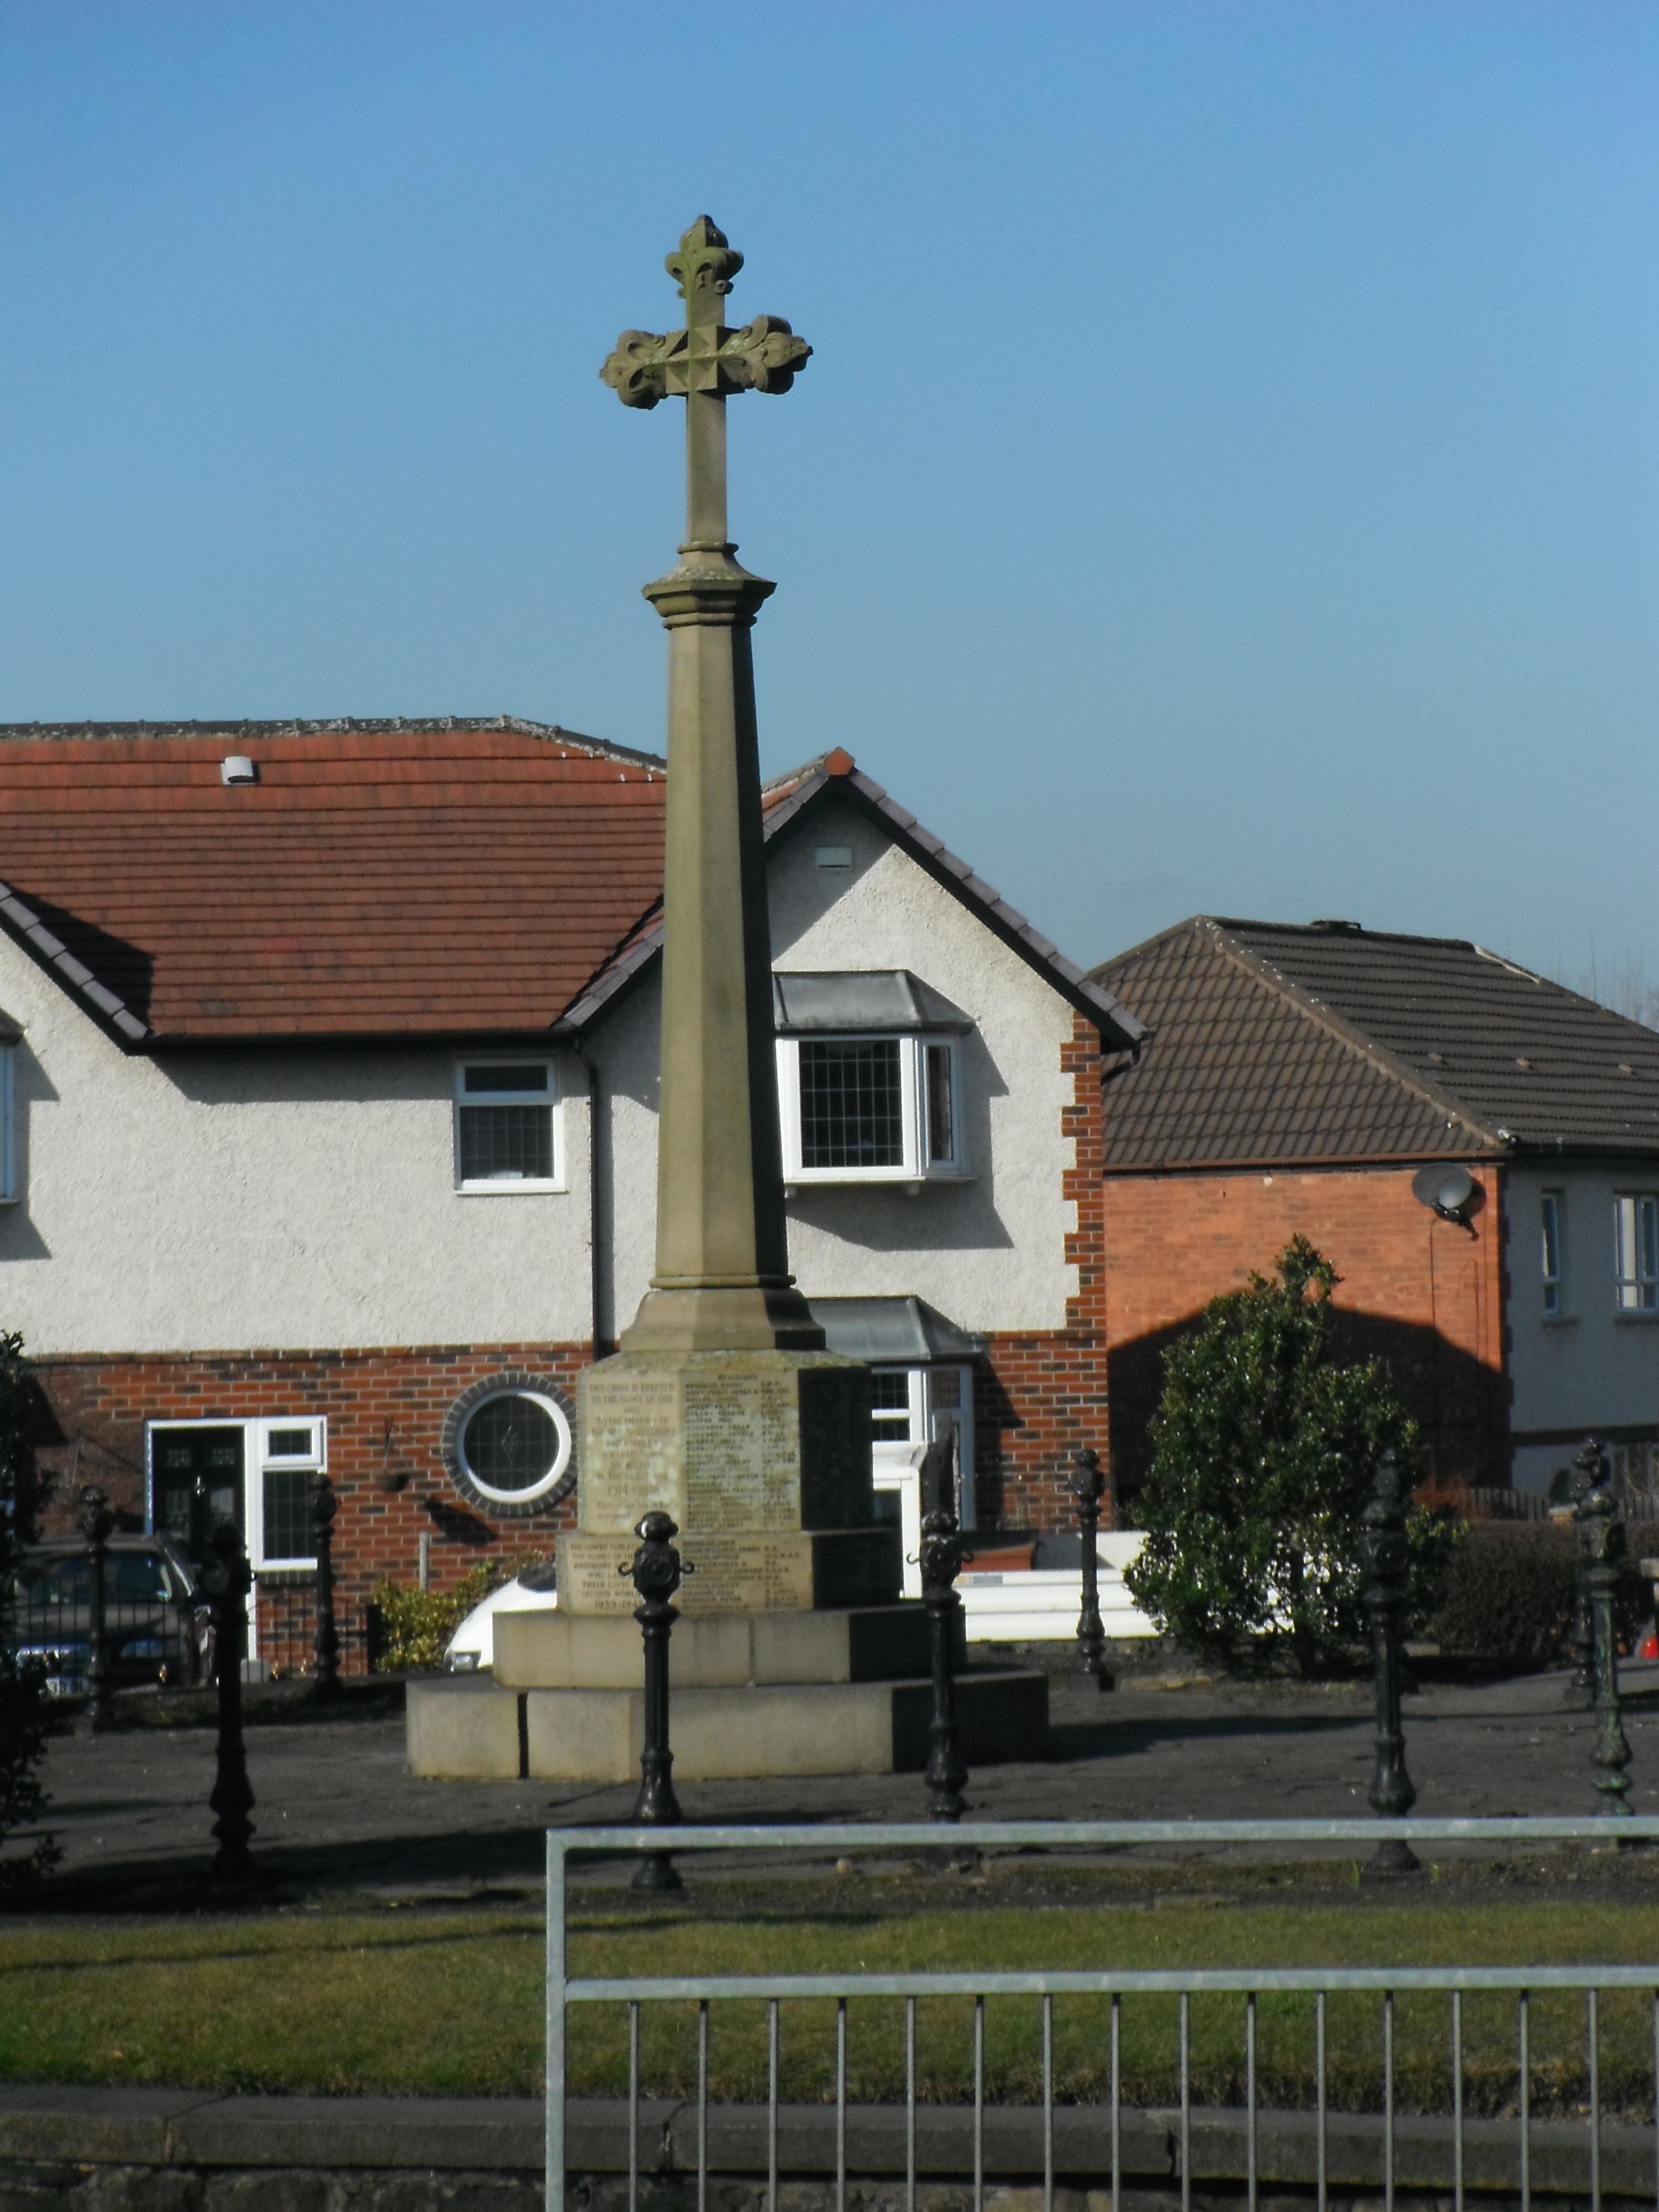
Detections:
4,894,155,1028
1108,1306,1511,1508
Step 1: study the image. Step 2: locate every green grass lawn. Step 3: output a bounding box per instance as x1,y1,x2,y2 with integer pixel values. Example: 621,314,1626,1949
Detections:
4,1890,1659,2112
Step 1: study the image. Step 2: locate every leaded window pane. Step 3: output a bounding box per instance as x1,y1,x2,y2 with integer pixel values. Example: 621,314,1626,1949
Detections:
870,1369,913,1437
460,1104,552,1182
463,1394,559,1492
262,1469,314,1563
799,1039,904,1168
925,1044,955,1163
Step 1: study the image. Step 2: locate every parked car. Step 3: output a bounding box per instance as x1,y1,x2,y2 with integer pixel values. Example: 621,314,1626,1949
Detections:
444,1562,558,1672
5,1534,212,1696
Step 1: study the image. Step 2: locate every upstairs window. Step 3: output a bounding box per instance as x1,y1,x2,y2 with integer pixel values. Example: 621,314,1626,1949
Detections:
1615,1195,1659,1313
454,1060,560,1192
1541,1192,1563,1315
773,971,970,1189
800,1039,905,1168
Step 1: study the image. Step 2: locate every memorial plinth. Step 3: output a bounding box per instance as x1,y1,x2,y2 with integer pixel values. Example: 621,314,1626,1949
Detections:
561,1349,898,1614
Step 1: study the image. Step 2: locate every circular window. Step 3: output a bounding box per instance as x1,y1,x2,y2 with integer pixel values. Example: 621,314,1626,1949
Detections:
441,1373,575,1518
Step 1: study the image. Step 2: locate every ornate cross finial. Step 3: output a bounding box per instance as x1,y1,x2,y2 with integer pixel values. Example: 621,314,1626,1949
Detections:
601,217,812,412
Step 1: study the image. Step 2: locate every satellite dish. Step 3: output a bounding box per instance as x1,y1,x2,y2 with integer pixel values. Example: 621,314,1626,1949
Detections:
1412,1163,1477,1219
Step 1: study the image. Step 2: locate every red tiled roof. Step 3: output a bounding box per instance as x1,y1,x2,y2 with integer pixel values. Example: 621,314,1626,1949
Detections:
0,721,666,1041
0,719,1143,1056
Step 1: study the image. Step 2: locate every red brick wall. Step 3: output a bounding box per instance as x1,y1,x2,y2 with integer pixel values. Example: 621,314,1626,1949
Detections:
971,1013,1113,1532
28,1343,586,1674
1102,1163,1509,1496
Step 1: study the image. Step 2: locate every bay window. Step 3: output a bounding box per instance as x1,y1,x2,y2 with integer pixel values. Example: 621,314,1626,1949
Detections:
774,970,971,1189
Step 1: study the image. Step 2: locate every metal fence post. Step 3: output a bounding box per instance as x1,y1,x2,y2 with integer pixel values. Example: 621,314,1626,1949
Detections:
311,1473,341,1701
1585,1473,1632,1817
78,1484,114,1731
1071,1446,1114,1692
202,1522,258,1885
1566,1442,1603,1710
623,1509,690,1892
1360,1449,1420,1880
920,1445,970,1823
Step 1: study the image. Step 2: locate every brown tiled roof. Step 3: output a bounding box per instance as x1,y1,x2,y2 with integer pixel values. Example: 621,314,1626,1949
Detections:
0,721,666,1041
0,721,1143,1055
1091,917,1659,1168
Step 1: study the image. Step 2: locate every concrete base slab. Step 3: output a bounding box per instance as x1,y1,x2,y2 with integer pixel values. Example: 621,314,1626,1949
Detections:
494,1602,946,1691
522,1669,1049,1783
405,1672,522,1780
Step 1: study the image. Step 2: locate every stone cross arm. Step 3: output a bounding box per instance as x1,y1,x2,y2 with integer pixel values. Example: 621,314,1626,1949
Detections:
601,217,811,410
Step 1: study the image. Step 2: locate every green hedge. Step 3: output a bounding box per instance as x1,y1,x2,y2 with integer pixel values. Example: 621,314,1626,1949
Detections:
1430,1522,1576,1663
1429,1520,1654,1664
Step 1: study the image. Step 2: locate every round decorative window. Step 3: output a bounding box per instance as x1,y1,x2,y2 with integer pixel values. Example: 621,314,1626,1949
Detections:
440,1372,575,1519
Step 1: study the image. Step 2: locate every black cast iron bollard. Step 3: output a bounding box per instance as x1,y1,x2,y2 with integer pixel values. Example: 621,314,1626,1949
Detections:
919,1437,970,1823
1070,1447,1115,1693
311,1474,342,1702
201,1522,258,1885
1359,1449,1420,1880
621,1511,692,1892
78,1484,114,1732
1565,1441,1605,1709
1585,1478,1633,1816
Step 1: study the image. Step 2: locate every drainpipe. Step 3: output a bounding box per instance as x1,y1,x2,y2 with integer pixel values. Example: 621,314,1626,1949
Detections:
572,1036,608,1361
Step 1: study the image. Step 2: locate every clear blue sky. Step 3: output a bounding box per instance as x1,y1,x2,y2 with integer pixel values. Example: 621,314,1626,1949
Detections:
2,3,1654,987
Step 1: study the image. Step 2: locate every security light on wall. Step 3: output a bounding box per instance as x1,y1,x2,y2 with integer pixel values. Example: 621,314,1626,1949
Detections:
1411,1163,1477,1225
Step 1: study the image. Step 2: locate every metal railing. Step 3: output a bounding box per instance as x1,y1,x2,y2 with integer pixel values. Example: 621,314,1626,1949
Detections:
548,1818,1659,2212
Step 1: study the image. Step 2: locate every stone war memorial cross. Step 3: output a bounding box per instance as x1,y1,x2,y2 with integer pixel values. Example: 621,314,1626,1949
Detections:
557,218,898,1624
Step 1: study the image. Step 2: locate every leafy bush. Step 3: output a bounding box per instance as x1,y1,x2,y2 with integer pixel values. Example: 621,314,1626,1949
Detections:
1,1330,58,1895
371,1552,549,1672
1124,1237,1448,1678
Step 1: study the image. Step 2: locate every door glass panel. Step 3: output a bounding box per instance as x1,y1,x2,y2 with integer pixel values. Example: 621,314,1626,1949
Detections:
150,1428,245,1568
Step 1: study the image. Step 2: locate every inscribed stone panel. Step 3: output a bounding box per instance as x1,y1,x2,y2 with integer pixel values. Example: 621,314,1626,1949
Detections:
577,1366,684,1533
682,1368,802,1533
675,1533,816,1613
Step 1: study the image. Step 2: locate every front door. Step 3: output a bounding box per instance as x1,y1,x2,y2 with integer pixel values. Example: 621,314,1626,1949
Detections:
151,1427,246,1570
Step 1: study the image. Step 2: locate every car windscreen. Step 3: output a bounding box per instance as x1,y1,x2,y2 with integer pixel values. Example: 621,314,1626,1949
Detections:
13,1553,177,1605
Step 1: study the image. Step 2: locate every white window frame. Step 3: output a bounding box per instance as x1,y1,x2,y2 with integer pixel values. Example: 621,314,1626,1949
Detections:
453,1386,573,1508
453,1057,564,1195
776,1033,966,1189
1615,1194,1659,1315
145,1415,327,1578
0,1039,14,1203
870,1363,977,1597
1541,1190,1564,1316
250,1417,327,1571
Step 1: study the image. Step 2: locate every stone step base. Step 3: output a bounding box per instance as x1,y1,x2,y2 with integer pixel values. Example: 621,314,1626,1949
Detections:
494,1601,958,1690
406,1668,1048,1782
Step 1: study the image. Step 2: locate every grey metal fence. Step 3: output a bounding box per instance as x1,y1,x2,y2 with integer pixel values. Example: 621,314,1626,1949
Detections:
548,1818,1659,2212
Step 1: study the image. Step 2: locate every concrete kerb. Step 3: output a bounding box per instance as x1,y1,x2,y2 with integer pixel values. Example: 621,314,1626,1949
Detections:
5,2090,1659,2196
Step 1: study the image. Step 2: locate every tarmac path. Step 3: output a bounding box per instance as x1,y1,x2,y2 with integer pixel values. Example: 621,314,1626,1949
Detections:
20,1662,1659,1903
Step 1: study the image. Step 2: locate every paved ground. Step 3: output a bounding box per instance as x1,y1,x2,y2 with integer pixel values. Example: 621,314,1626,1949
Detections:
19,1658,1659,1905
